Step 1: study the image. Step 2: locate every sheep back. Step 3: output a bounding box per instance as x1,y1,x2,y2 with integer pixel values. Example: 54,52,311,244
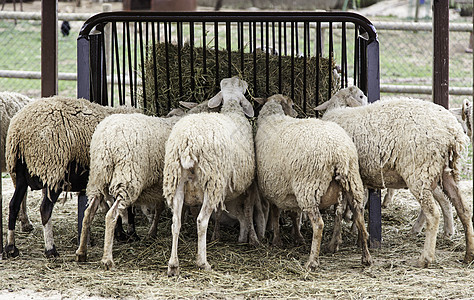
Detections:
6,96,139,192
321,98,469,194
0,92,32,172
256,109,364,211
87,113,177,206
163,111,255,210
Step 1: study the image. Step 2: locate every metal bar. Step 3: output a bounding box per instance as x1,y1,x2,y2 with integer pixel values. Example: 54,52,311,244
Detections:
253,21,257,95
122,22,126,105
315,22,321,113
139,22,147,110
164,22,171,114
278,21,282,94
433,0,449,109
226,21,232,78
203,22,207,77
215,21,219,93
342,22,347,88
111,22,116,105
151,22,158,114
190,22,195,99
328,22,333,100
178,21,183,101
265,21,269,96
354,24,359,86
90,33,101,103
41,0,57,97
126,22,134,107
303,21,307,113
77,36,90,99
290,21,295,100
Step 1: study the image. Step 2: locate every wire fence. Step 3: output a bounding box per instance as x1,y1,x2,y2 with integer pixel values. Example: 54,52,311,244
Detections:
0,12,472,106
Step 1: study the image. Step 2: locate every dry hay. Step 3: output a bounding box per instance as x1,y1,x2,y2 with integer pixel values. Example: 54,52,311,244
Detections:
0,176,473,299
140,43,340,117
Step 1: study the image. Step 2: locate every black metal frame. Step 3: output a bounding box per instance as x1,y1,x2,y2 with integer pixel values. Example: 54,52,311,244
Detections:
77,11,381,247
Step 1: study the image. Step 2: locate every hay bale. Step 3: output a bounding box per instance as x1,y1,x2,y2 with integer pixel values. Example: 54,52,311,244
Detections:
140,43,340,117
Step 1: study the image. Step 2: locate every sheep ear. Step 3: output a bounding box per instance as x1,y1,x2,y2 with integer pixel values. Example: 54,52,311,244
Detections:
314,101,330,111
179,101,198,109
240,95,254,117
208,92,223,108
462,99,471,121
254,97,266,105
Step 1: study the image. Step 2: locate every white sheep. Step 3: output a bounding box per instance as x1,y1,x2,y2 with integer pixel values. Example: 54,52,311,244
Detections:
75,101,217,269
5,96,139,258
0,92,34,233
315,94,474,267
255,94,373,270
163,77,255,276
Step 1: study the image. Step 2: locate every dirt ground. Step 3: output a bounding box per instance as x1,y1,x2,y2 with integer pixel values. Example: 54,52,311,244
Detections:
0,1,473,299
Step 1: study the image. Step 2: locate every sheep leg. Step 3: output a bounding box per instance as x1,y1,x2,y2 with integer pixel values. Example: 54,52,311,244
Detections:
382,188,395,208
254,192,269,241
5,173,29,258
327,201,343,254
167,178,185,276
147,201,165,239
345,191,373,266
305,208,324,270
76,195,101,262
442,171,474,264
211,207,222,241
290,211,305,245
270,204,283,247
244,186,259,246
101,199,122,270
40,187,62,258
125,206,140,242
196,191,214,271
411,186,454,238
416,188,440,268
432,186,454,238
10,174,34,233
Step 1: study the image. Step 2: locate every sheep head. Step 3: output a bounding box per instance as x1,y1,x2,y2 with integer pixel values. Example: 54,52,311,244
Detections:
462,98,472,139
314,85,368,112
208,77,254,117
256,94,298,117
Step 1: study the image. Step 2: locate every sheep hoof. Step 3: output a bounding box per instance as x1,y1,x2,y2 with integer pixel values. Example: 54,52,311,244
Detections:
4,244,19,258
21,222,34,233
197,261,212,271
326,242,339,254
463,252,474,264
417,256,432,268
167,265,179,277
305,259,319,271
45,245,59,258
248,236,260,247
76,252,87,262
101,259,115,270
361,254,373,266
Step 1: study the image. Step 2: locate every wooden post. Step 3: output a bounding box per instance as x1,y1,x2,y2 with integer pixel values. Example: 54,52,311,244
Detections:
41,0,58,97
432,0,449,109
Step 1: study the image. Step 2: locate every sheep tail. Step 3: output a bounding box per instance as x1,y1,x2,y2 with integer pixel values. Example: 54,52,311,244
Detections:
180,145,197,170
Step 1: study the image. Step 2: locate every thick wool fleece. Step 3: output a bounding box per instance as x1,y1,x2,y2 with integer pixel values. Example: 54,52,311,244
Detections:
163,100,255,211
0,92,32,172
255,100,365,211
321,98,469,196
6,96,139,192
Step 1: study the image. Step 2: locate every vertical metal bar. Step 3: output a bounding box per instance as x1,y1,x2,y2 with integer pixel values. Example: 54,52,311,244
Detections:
368,189,382,249
290,21,295,100
433,0,449,109
178,21,183,102
101,29,108,106
272,21,275,54
164,22,171,114
295,21,299,55
114,22,123,105
41,0,58,97
303,21,307,113
90,34,101,104
77,36,90,99
226,21,232,78
111,23,116,105
341,22,347,88
152,22,159,114
133,22,138,108
215,21,219,92
328,22,333,100
260,21,264,51
253,21,257,95
190,22,195,99
139,22,147,110
122,22,126,105
315,22,321,115
354,24,359,87
265,21,269,96
284,21,287,56
240,22,244,73
126,22,134,107
278,21,282,94
203,22,207,76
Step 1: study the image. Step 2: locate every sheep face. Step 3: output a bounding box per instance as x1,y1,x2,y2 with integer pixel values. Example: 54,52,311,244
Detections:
314,85,368,111
266,94,298,117
462,99,472,139
208,77,254,117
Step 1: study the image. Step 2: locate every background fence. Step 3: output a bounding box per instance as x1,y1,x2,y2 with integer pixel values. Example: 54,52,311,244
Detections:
0,4,472,107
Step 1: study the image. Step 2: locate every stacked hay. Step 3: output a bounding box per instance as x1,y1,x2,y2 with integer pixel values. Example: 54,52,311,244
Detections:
141,43,340,117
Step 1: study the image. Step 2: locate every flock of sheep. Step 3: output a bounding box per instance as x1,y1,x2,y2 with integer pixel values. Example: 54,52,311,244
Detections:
0,77,473,276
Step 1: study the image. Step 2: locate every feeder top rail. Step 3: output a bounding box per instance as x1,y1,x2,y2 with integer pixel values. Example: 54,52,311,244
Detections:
78,11,378,42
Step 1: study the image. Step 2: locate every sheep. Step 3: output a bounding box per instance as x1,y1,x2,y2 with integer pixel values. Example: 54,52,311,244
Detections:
4,96,139,258
163,77,255,276
255,94,373,270
75,100,218,268
0,92,34,233
315,94,474,267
